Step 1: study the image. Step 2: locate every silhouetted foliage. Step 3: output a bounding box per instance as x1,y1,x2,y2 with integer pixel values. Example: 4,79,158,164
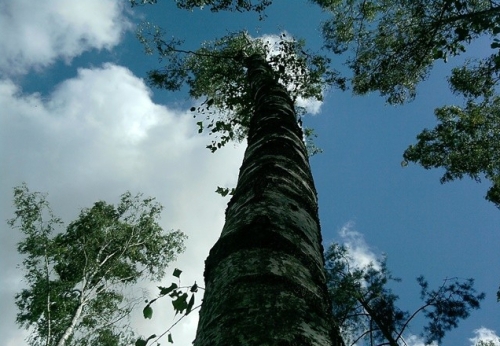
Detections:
310,0,500,207
137,27,344,151
130,0,272,15
325,243,485,345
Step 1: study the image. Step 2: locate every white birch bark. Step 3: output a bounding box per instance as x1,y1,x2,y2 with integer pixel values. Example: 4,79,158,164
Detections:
55,301,86,346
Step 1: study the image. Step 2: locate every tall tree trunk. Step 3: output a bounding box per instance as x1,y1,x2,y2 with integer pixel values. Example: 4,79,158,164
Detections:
56,285,88,346
56,301,85,346
194,54,344,346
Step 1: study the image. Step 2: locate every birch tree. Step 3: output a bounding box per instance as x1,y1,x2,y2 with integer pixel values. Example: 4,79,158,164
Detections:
9,184,186,346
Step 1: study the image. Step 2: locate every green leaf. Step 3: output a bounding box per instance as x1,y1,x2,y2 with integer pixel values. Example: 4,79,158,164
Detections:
190,282,198,292
454,27,469,41
135,339,147,346
196,121,203,134
172,293,189,315
491,42,500,49
494,55,500,68
173,268,182,278
143,305,153,319
168,333,174,343
135,334,156,346
215,186,232,197
433,49,444,60
159,283,178,295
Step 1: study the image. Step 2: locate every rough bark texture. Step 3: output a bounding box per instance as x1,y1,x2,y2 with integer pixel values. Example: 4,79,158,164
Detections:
194,54,344,346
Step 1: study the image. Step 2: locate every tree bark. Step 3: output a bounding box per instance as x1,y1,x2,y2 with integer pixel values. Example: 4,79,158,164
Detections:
194,54,344,346
56,300,85,346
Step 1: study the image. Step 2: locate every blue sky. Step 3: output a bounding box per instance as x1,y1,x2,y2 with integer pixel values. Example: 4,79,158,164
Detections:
0,1,499,345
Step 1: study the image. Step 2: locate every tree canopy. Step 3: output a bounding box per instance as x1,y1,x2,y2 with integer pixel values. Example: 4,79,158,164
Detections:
313,0,500,207
131,0,272,14
137,27,344,151
128,0,498,344
134,0,500,207
314,0,499,101
9,184,186,346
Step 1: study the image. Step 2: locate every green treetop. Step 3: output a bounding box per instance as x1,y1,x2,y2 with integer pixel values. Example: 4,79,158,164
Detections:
9,184,186,346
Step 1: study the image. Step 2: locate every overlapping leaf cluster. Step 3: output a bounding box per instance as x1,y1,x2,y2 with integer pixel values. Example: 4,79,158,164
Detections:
137,269,201,346
325,244,407,346
403,97,500,206
312,0,500,206
9,184,186,346
314,0,500,103
138,25,344,151
403,52,500,206
130,0,272,15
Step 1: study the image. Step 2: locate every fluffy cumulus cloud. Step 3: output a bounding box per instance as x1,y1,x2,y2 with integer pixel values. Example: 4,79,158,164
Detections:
337,221,381,271
0,0,130,75
0,63,245,344
0,1,247,343
470,328,500,346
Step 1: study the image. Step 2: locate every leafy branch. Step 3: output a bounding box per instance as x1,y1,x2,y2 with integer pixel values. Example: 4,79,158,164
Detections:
325,243,485,346
137,25,344,152
9,184,186,346
137,268,204,345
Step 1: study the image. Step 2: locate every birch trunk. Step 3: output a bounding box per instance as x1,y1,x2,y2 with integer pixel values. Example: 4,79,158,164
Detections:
55,301,85,346
194,54,344,346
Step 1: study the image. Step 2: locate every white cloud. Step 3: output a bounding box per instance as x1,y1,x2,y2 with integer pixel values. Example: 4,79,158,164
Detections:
0,0,130,75
0,64,245,344
337,221,381,271
470,327,500,346
296,95,323,115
